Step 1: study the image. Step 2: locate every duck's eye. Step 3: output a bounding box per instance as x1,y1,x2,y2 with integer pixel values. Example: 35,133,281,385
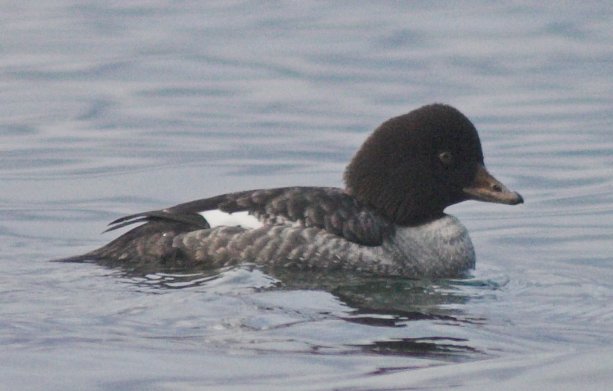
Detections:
438,151,454,166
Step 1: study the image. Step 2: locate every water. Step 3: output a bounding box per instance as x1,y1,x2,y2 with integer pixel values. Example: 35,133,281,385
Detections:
2,2,612,390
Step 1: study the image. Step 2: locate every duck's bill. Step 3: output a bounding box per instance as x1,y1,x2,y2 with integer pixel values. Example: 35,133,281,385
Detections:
463,164,524,205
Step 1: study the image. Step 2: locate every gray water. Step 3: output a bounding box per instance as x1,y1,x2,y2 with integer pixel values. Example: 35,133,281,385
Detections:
2,2,612,390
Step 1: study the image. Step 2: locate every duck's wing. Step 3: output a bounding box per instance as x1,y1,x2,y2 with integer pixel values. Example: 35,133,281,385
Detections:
106,187,391,246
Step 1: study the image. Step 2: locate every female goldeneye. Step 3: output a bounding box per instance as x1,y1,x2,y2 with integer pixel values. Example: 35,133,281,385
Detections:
58,104,523,278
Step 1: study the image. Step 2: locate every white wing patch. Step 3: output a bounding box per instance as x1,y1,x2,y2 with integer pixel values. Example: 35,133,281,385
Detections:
199,210,264,229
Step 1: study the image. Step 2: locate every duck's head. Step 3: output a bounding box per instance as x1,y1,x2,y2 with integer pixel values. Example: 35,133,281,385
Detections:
344,103,523,225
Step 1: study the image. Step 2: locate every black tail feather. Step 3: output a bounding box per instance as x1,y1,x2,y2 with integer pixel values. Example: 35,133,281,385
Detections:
51,253,98,263
105,210,210,233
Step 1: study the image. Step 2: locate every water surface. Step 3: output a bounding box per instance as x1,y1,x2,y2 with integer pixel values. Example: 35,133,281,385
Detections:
1,2,612,390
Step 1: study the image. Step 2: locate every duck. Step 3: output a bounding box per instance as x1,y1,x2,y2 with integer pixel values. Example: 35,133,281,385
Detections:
57,104,523,278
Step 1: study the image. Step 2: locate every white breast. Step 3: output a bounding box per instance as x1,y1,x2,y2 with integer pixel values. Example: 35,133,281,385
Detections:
199,210,264,229
385,215,475,277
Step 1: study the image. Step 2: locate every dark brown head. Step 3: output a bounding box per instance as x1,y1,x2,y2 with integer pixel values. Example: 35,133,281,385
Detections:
344,104,523,225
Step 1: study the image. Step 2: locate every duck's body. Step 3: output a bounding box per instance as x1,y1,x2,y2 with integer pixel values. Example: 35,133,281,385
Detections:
58,104,523,278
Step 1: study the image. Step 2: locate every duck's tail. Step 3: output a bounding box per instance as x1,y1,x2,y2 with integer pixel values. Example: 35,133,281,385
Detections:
51,253,97,263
